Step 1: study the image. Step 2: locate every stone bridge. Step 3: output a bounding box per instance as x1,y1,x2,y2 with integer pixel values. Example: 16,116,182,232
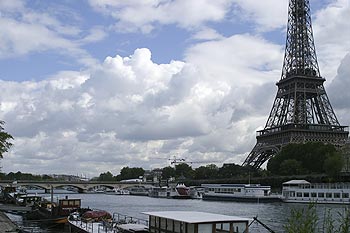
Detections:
0,180,154,193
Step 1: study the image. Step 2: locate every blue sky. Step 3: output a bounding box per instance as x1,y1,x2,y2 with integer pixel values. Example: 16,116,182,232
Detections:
0,0,349,177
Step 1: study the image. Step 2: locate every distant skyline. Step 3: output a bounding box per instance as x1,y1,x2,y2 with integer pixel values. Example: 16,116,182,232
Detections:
0,0,349,177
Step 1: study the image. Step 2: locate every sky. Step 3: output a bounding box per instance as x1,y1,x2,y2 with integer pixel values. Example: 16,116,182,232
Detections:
0,0,349,178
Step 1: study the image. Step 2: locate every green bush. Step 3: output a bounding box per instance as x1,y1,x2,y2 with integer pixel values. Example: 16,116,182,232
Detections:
285,204,350,233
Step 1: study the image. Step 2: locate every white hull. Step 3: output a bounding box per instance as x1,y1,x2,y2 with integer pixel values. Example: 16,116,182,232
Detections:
282,199,350,204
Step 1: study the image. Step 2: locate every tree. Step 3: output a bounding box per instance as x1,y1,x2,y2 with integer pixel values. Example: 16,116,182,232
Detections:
194,164,218,179
267,142,338,175
0,121,13,158
218,163,245,178
97,171,115,181
279,159,303,176
162,166,176,180
323,152,344,178
175,163,193,179
116,167,145,181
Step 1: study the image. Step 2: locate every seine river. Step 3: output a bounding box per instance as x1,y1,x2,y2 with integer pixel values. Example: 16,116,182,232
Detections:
7,191,349,233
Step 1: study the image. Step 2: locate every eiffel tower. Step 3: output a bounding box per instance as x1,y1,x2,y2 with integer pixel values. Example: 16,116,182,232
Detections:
243,0,349,169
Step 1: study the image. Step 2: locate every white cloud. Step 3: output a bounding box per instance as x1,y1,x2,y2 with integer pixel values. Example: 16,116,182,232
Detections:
328,52,350,127
313,0,350,82
0,0,24,11
192,28,224,41
185,34,283,86
0,38,282,175
0,0,103,67
78,27,107,44
88,0,233,33
232,0,289,31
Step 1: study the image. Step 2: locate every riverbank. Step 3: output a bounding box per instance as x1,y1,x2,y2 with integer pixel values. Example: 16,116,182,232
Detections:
0,211,20,232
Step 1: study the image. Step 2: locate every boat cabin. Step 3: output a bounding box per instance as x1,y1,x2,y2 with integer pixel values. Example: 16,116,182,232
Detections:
282,180,350,204
202,184,271,197
44,197,82,216
143,211,250,233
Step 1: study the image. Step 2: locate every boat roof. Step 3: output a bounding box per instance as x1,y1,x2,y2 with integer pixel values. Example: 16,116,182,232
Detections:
201,184,270,188
283,180,310,185
143,211,250,224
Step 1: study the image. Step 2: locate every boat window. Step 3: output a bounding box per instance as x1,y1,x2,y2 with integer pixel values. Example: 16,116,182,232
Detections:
198,224,213,233
160,218,166,229
187,223,195,233
342,193,349,198
174,221,181,233
150,216,156,227
334,193,340,198
326,193,332,198
311,193,317,198
167,219,173,231
318,193,324,198
233,223,248,233
216,223,230,232
303,193,309,198
297,192,302,197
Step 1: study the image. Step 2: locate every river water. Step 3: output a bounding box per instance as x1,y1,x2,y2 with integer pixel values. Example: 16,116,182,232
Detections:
7,191,349,233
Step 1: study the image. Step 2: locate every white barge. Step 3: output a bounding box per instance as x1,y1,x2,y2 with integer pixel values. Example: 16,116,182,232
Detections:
201,184,281,202
282,180,350,204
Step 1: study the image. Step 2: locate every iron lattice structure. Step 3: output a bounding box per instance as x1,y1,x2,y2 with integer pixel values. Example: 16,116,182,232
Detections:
243,0,349,169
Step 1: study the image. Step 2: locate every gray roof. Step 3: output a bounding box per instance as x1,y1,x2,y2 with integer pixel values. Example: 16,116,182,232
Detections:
283,180,311,185
143,211,250,224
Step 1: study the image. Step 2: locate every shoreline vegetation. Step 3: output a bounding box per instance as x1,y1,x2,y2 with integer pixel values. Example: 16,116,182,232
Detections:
284,204,350,233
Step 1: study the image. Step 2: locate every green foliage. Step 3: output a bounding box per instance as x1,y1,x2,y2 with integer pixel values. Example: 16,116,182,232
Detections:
285,205,350,233
161,166,175,179
115,167,144,181
267,143,340,176
175,163,194,179
97,171,115,181
338,208,350,233
323,152,344,178
218,163,245,178
279,159,303,175
0,121,13,159
0,171,53,180
285,204,318,233
194,164,218,179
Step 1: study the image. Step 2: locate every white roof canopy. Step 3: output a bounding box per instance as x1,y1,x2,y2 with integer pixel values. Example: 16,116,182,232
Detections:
143,211,251,224
283,180,311,185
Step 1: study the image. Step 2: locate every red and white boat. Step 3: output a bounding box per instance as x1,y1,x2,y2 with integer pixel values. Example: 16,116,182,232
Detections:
170,183,191,199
